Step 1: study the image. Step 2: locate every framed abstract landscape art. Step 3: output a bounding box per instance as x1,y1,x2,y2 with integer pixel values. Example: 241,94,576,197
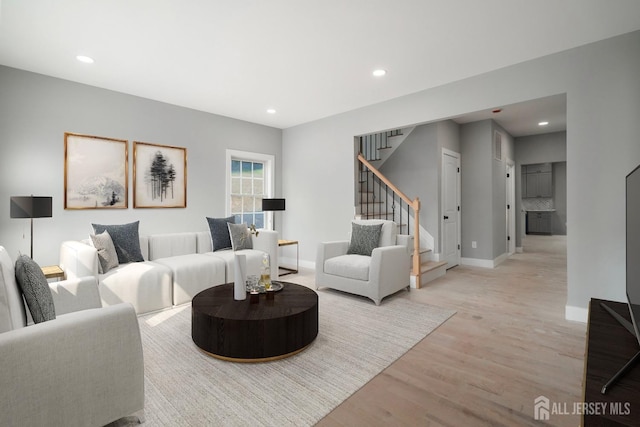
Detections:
133,141,187,208
64,132,128,209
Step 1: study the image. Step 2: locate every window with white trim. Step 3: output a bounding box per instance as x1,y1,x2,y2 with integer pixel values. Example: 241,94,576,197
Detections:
226,150,275,229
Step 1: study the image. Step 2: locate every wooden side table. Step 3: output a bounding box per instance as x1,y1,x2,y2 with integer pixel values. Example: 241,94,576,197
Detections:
278,239,299,275
41,265,65,280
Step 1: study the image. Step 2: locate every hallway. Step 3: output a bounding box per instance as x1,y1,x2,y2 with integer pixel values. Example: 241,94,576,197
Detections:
317,235,585,426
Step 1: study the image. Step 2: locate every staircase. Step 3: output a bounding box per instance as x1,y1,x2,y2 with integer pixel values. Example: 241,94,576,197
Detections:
414,248,447,287
356,129,447,288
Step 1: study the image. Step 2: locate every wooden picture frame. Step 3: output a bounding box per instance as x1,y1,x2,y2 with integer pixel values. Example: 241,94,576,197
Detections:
64,132,128,209
133,141,187,208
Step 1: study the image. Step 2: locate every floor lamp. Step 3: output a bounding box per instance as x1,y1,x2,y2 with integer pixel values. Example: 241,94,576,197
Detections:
10,196,53,259
261,198,285,231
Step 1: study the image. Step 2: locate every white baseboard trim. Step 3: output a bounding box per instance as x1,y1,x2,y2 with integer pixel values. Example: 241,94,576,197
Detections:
461,253,509,269
279,256,296,271
516,246,523,253
461,257,494,268
565,305,588,323
300,259,315,270
493,253,508,267
280,257,315,271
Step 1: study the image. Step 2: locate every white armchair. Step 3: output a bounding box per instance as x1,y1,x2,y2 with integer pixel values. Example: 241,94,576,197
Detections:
0,246,144,426
315,220,411,305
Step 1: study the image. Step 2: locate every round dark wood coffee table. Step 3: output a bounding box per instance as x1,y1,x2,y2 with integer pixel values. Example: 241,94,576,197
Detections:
192,282,318,362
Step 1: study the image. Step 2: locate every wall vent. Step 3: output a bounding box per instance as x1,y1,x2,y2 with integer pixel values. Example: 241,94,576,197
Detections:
494,131,503,161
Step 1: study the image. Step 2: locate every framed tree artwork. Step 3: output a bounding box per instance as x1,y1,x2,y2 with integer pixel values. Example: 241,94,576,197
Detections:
64,132,128,209
133,141,187,208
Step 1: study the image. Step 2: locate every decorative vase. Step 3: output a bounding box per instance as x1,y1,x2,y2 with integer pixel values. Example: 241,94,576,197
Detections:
234,253,247,300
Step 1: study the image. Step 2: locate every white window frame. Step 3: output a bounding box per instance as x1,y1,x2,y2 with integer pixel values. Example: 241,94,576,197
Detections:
225,149,275,229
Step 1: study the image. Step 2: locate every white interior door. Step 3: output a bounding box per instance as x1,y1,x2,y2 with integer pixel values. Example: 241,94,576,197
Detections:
506,161,516,255
442,149,461,268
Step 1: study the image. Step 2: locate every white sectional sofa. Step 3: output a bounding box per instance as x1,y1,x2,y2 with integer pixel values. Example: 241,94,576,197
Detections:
60,229,278,314
0,246,144,426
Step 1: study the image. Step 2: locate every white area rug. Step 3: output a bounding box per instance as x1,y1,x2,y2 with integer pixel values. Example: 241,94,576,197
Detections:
137,289,455,426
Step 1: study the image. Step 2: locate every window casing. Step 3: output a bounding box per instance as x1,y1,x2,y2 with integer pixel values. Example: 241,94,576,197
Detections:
226,150,275,229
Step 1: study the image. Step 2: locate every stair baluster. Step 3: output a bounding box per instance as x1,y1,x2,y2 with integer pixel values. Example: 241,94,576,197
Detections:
356,150,422,289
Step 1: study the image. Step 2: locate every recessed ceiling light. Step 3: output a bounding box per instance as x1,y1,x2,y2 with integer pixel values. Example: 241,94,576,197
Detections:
538,121,549,126
266,108,276,114
372,69,387,77
76,55,94,64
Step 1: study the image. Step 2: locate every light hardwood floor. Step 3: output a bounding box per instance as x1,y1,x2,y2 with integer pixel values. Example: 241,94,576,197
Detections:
288,235,587,426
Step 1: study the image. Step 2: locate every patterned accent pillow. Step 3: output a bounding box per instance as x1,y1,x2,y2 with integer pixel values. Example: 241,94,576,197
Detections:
90,230,119,274
228,223,253,251
347,222,383,256
206,216,236,251
14,255,56,323
92,221,144,264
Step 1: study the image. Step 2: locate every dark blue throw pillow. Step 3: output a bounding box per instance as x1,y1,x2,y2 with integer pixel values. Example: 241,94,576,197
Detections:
206,216,236,251
15,254,56,323
92,221,144,263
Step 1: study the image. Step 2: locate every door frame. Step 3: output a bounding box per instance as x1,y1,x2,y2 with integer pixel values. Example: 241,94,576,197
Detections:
441,148,461,268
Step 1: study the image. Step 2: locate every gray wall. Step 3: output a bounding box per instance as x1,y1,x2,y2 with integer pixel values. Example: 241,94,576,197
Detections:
377,119,461,254
460,120,493,260
282,30,640,319
515,131,567,243
438,120,461,154
379,123,439,250
459,119,514,261
515,131,567,163
0,66,282,266
553,162,567,235
491,121,515,259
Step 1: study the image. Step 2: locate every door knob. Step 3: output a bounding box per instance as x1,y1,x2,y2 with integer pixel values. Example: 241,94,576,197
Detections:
444,215,449,220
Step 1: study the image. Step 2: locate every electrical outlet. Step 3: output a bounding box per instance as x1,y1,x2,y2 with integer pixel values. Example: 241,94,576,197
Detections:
472,241,477,249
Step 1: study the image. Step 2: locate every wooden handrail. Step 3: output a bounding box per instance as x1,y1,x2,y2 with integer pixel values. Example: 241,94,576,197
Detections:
358,154,417,210
357,153,422,289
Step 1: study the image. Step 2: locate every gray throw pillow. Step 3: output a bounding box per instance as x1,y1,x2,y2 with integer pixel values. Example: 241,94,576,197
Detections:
92,221,144,264
228,223,253,251
347,223,383,256
206,216,236,251
14,255,56,323
90,230,119,274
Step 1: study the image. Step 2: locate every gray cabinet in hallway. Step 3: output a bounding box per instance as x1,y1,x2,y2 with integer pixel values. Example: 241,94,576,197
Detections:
523,163,553,198
527,211,552,234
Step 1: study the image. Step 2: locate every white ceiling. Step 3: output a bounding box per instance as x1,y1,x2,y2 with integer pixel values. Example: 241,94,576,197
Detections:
1,1,640,130
452,94,567,137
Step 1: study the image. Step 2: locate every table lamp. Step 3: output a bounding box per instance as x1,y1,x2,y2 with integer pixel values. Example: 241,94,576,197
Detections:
261,198,285,231
10,195,53,259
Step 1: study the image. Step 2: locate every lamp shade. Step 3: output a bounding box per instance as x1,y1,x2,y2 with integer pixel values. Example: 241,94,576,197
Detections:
10,196,52,259
262,198,285,211
10,196,53,219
